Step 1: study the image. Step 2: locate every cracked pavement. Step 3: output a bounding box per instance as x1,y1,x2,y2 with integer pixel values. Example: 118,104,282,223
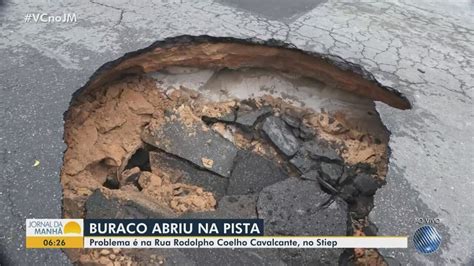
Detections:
0,0,473,265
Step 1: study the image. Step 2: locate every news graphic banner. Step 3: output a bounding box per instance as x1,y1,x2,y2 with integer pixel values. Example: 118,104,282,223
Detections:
26,219,84,248
26,219,407,249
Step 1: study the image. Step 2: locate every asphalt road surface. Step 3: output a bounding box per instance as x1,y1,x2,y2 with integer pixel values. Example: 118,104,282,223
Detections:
0,0,473,265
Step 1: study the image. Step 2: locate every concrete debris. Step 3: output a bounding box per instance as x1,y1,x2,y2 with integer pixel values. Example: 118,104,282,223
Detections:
200,101,237,123
215,194,259,218
298,123,315,140
320,161,344,184
262,116,300,157
304,138,343,162
353,173,379,196
138,171,217,213
149,151,227,200
228,151,288,195
337,166,352,185
142,111,238,177
290,147,319,173
85,189,176,219
235,105,272,127
180,194,259,219
257,178,347,264
281,113,301,128
257,178,347,235
300,169,320,181
339,184,359,203
289,138,343,176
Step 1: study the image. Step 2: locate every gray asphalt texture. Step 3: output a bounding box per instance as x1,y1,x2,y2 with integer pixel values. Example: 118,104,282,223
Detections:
0,0,473,265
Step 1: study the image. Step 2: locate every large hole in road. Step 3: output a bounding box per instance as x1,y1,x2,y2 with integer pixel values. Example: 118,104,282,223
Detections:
61,36,410,265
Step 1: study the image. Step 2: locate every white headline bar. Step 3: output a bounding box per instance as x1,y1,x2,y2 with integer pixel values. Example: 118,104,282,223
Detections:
85,236,407,249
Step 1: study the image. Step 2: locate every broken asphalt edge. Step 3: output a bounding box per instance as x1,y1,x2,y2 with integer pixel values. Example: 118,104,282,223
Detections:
65,35,412,118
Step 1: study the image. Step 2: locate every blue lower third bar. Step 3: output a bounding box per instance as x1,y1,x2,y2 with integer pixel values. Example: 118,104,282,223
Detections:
84,219,264,237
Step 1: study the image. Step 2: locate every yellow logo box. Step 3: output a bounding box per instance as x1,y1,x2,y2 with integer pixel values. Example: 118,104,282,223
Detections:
26,219,84,249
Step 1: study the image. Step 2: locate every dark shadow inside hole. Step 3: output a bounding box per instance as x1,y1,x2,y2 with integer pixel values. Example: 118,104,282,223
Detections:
103,176,120,189
103,145,156,190
125,147,151,171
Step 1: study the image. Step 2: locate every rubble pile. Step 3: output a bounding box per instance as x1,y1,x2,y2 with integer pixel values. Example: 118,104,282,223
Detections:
62,74,391,265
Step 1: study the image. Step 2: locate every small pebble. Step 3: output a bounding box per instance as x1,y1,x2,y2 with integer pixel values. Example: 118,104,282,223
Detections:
98,256,110,265
100,249,111,256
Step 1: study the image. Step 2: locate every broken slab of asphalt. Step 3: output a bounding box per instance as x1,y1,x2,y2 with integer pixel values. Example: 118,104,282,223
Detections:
320,161,344,185
142,111,238,178
235,105,273,128
85,189,178,219
352,173,380,197
257,178,347,236
227,150,288,195
149,151,228,200
180,194,259,219
257,178,347,264
289,137,344,175
262,116,300,157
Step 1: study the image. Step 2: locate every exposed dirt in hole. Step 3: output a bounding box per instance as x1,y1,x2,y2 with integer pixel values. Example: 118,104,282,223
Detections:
62,66,394,264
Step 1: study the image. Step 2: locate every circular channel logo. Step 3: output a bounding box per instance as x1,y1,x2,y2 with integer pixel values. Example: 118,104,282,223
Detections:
413,225,441,254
